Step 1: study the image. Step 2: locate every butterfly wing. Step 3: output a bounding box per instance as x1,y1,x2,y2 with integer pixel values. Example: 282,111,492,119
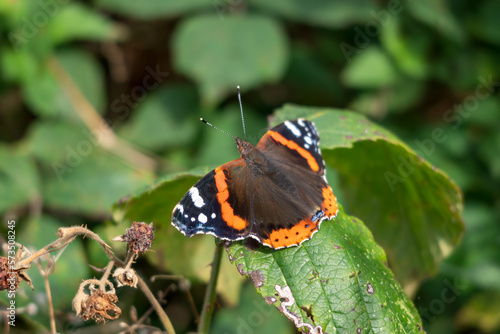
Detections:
171,159,253,241
258,118,327,175
246,118,338,248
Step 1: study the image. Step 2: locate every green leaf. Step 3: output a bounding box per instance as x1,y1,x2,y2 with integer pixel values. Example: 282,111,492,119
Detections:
272,105,464,295
380,17,431,80
249,0,376,28
341,46,400,88
117,84,199,151
409,130,472,191
46,3,126,45
0,144,40,213
172,14,288,106
406,0,465,43
22,48,106,119
348,78,424,118
28,121,152,215
95,0,211,19
0,48,38,84
226,207,424,332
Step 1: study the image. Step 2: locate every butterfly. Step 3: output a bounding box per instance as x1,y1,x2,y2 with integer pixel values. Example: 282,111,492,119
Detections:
171,113,337,249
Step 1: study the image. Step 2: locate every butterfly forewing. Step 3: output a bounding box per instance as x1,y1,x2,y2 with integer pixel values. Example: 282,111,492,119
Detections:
171,161,251,241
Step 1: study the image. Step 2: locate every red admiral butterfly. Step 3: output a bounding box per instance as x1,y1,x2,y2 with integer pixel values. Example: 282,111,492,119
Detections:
171,92,337,249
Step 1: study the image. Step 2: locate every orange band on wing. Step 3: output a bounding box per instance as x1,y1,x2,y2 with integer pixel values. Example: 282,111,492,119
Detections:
214,167,248,231
321,185,338,217
268,131,320,172
262,217,320,249
263,186,338,249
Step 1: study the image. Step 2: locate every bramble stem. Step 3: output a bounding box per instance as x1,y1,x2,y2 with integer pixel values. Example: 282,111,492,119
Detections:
137,275,176,334
38,262,56,333
17,226,123,268
198,243,223,334
99,261,114,291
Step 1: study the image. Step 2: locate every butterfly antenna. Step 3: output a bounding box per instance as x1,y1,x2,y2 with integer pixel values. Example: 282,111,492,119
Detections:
237,85,247,140
200,118,236,139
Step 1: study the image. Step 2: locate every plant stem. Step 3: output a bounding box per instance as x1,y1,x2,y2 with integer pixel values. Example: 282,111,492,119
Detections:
198,244,223,334
137,275,176,334
40,266,56,333
99,261,114,291
17,226,124,269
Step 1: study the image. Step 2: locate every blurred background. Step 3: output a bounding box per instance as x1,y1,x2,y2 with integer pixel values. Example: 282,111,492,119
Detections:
0,0,499,333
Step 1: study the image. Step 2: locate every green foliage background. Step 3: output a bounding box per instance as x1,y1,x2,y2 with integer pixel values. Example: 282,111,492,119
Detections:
0,0,499,333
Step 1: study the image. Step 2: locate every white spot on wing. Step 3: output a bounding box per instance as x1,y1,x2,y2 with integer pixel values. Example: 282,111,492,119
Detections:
285,121,301,137
297,119,306,127
198,213,207,223
304,144,310,149
190,217,195,222
211,213,216,219
189,187,205,208
304,136,312,145
174,204,184,214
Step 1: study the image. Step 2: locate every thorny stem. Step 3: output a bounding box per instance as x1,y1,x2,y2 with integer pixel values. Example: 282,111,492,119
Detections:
124,256,135,270
100,261,115,292
198,244,223,334
46,279,56,333
124,247,137,270
17,226,124,268
38,261,56,333
39,242,71,333
137,275,176,334
17,236,75,269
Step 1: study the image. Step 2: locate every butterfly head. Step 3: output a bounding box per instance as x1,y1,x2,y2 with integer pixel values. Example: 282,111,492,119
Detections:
235,137,254,157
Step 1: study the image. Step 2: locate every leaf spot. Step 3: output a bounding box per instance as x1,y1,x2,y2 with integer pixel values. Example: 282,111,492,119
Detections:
367,282,374,295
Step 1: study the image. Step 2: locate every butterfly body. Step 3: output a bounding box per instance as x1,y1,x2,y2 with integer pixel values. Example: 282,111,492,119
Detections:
171,118,338,249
